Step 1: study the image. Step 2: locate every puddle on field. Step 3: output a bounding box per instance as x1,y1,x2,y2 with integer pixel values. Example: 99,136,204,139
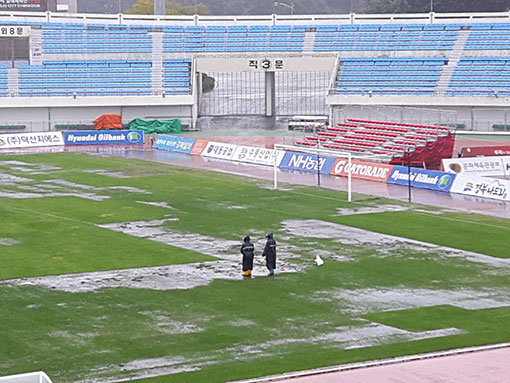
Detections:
139,311,205,334
136,201,176,210
84,169,131,178
0,238,21,246
75,320,465,383
313,286,510,314
0,161,62,174
336,205,409,216
282,219,510,267
4,218,508,293
5,219,305,292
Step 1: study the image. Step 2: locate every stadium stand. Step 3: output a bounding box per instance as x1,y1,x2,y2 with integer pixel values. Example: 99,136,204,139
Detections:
296,118,455,168
163,59,192,95
313,23,458,52
42,23,153,54
335,58,447,96
0,17,508,101
18,60,153,97
446,57,510,96
0,65,7,97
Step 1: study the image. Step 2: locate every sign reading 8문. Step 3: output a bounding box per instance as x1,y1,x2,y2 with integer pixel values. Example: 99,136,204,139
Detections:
0,26,30,38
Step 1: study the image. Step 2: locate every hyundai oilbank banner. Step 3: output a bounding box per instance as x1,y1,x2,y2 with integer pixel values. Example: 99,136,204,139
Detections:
388,166,455,192
64,130,143,145
279,151,336,174
0,132,64,149
450,173,510,201
153,135,195,154
201,141,237,160
442,156,507,177
330,158,393,182
233,145,285,166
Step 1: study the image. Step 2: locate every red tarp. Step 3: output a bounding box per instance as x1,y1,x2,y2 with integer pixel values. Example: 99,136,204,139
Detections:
391,132,455,170
93,114,123,130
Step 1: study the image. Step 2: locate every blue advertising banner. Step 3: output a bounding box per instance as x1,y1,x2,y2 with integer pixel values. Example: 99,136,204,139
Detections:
387,166,456,192
279,151,336,174
64,130,144,145
153,135,195,154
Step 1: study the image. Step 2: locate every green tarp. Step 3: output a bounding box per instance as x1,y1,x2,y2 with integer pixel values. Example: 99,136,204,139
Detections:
128,118,182,134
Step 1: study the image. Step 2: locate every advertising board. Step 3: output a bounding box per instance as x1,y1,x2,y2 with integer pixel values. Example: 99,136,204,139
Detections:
460,146,510,158
201,141,237,160
190,139,208,156
450,173,510,201
153,135,195,154
387,166,456,192
442,156,506,177
330,158,393,182
0,0,47,11
64,130,144,146
232,145,285,167
0,132,64,149
279,151,336,174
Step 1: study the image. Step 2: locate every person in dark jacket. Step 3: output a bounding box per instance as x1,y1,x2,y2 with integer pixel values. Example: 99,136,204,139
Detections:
240,235,255,278
262,233,277,276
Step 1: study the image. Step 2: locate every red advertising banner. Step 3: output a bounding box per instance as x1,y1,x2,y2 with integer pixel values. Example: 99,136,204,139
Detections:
190,139,208,155
330,158,394,182
460,146,510,158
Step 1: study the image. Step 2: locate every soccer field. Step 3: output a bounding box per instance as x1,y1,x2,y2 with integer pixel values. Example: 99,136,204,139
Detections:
1,151,510,383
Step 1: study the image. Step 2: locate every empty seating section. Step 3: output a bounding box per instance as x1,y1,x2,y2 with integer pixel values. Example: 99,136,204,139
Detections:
42,23,153,54
163,25,304,53
1,19,510,99
313,23,458,52
296,118,452,159
465,23,510,50
163,59,192,95
336,58,446,96
18,60,152,97
0,65,7,97
447,58,510,96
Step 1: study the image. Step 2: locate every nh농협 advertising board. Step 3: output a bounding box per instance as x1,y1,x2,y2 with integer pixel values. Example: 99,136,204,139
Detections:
153,135,195,154
64,130,144,145
279,151,336,174
388,166,456,192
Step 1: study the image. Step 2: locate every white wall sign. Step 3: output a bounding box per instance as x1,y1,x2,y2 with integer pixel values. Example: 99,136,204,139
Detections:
0,26,30,38
442,156,507,177
0,132,64,149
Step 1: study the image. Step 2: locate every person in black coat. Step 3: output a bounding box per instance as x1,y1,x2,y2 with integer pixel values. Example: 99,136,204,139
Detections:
262,233,277,276
240,235,255,278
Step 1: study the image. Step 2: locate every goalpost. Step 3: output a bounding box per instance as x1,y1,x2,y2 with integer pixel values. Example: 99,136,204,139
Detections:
273,144,353,202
